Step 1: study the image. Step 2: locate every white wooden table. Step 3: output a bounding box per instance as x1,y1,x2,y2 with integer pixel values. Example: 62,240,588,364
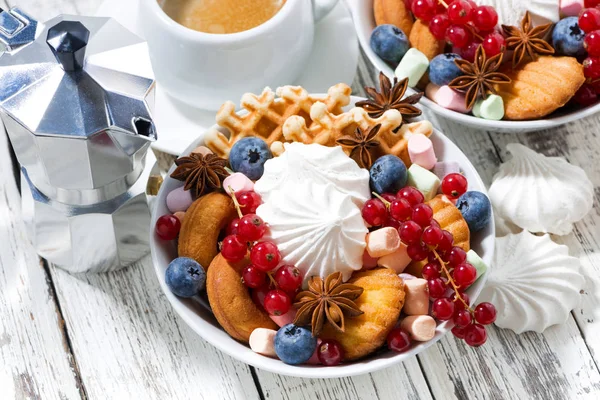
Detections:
1,0,599,399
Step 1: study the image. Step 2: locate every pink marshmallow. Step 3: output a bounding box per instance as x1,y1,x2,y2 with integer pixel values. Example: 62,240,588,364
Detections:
223,172,254,195
403,278,430,316
306,339,322,365
249,328,278,357
363,250,379,269
560,0,583,17
377,243,411,273
426,83,470,113
408,134,437,170
173,211,186,223
270,308,296,328
399,273,418,281
366,227,401,258
432,161,461,181
400,315,436,341
192,146,213,156
166,186,194,213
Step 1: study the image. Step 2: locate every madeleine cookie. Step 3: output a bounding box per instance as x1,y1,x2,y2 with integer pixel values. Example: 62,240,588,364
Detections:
207,254,278,343
374,0,414,36
495,56,585,120
320,268,405,360
408,19,445,61
178,192,237,269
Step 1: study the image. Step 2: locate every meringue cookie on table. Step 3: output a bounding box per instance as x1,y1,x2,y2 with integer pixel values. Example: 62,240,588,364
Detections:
478,0,560,26
478,231,584,334
488,143,593,235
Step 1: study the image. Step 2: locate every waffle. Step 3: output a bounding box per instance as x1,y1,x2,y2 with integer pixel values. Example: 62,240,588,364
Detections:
204,84,352,157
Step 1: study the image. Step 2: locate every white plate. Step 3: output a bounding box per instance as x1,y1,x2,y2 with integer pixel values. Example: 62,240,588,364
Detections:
149,96,495,378
95,0,359,155
346,0,600,133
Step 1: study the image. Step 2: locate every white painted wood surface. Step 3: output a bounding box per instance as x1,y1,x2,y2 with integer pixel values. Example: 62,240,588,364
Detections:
1,0,599,399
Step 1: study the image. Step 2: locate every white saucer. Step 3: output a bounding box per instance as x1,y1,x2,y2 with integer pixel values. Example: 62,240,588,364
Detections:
95,0,359,155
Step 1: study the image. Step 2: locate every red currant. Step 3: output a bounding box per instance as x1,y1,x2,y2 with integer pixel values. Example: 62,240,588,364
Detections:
387,327,412,353
579,8,600,33
438,230,454,254
250,241,281,272
242,265,266,288
430,14,451,40
457,40,481,62
482,31,506,58
317,339,345,366
447,246,467,266
390,198,412,221
412,203,434,227
585,0,600,7
263,289,291,316
237,214,267,241
404,0,413,11
237,191,262,215
274,265,302,292
574,84,598,106
155,214,181,240
251,284,270,307
474,302,497,325
422,262,441,280
450,291,471,309
446,25,472,48
452,325,467,339
411,0,437,21
381,193,397,203
400,220,423,244
453,263,477,288
584,56,600,80
422,225,444,247
384,217,401,230
448,0,474,25
441,173,468,199
464,323,487,347
221,235,248,262
432,297,455,320
453,309,473,327
226,218,240,235
407,243,429,261
397,186,424,206
362,198,388,226
473,6,498,31
428,278,447,298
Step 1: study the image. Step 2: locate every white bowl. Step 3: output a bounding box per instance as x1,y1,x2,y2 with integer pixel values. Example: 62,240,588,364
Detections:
150,96,495,378
346,0,600,133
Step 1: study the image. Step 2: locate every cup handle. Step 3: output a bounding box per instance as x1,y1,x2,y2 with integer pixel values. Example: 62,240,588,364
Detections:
312,0,340,22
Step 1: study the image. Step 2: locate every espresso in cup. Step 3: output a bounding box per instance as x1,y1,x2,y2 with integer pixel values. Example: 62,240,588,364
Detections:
159,0,287,34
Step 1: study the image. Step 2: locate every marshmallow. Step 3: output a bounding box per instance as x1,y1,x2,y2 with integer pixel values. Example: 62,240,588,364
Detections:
306,339,322,365
467,249,488,279
166,186,194,213
270,308,297,328
363,250,379,269
223,172,254,195
377,243,411,273
406,164,441,201
249,328,278,357
400,315,436,341
403,278,430,315
560,0,583,17
366,227,401,258
473,94,504,121
399,273,418,281
173,211,186,223
192,146,213,156
395,48,430,87
425,84,470,113
432,161,461,181
408,134,437,170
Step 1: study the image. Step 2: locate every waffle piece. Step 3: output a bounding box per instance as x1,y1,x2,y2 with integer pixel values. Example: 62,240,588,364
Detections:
204,84,351,157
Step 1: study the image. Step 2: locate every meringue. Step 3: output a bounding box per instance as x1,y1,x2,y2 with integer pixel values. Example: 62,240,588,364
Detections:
479,231,584,333
478,0,560,26
488,143,593,235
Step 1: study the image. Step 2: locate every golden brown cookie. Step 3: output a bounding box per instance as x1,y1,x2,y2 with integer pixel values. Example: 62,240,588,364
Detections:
207,254,278,343
374,0,413,36
408,19,445,61
178,192,237,270
320,268,405,360
495,56,585,120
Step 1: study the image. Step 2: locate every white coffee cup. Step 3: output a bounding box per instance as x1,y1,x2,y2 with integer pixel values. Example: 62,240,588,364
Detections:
139,0,339,110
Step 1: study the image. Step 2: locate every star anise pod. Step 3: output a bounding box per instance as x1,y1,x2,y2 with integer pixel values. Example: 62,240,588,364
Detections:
170,152,229,197
356,71,423,120
336,125,381,168
502,11,555,68
448,45,511,110
293,272,364,337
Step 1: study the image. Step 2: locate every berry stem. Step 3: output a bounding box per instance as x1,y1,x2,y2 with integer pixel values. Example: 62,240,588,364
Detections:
228,186,244,218
432,249,472,312
372,191,391,208
267,271,278,288
465,24,484,41
437,0,449,8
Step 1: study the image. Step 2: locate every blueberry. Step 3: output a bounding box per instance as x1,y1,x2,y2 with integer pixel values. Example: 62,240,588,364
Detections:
229,137,273,180
456,191,492,232
429,53,463,86
274,324,317,365
369,155,408,194
552,17,585,57
370,24,410,65
165,257,206,298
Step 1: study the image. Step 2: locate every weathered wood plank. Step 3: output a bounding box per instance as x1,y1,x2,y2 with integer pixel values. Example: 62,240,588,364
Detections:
0,125,83,399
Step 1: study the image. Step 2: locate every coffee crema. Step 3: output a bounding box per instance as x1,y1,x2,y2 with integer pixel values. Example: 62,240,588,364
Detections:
159,0,287,34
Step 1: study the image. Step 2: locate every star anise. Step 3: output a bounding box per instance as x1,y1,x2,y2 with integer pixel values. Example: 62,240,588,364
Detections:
170,152,229,197
336,125,381,168
356,71,423,120
448,45,511,110
502,11,555,68
292,272,364,337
